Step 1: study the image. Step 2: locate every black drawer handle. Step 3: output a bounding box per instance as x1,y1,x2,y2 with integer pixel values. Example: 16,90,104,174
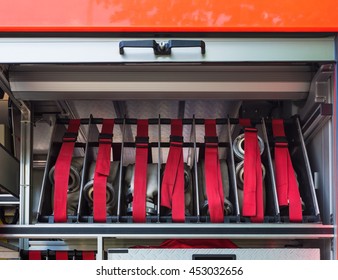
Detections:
119,40,206,55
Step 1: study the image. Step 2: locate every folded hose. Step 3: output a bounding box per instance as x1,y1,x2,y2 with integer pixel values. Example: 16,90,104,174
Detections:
49,157,83,215
160,163,194,216
197,159,233,216
124,163,194,216
183,163,193,215
234,134,266,217
124,163,158,216
83,161,120,216
235,160,266,190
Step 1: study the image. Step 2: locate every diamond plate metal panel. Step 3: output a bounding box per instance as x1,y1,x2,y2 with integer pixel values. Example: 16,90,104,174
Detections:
68,100,117,119
185,100,241,142
33,121,54,154
108,248,320,260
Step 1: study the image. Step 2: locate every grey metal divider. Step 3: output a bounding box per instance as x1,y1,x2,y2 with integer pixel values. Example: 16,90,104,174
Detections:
157,115,161,222
227,117,241,219
192,116,200,222
76,115,93,222
36,120,58,222
295,117,321,219
261,118,280,221
116,117,126,222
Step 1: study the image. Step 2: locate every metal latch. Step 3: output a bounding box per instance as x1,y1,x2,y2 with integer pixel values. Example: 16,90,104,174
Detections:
119,39,206,55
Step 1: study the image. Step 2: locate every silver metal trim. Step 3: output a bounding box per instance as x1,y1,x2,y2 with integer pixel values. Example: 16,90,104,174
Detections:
299,64,334,121
302,104,332,144
0,224,333,239
19,105,32,251
9,63,314,100
0,37,334,63
97,236,103,261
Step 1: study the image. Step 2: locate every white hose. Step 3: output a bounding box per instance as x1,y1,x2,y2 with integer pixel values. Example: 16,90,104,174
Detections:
233,133,265,160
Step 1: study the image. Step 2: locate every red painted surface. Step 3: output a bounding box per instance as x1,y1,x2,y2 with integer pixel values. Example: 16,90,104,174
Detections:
1,0,338,32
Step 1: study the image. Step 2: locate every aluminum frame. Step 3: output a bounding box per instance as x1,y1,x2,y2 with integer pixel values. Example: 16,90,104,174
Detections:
0,37,334,63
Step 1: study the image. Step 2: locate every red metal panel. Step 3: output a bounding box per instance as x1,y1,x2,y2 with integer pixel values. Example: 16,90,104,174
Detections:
1,0,338,32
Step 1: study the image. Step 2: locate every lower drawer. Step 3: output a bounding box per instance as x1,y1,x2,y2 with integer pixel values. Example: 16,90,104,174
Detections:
107,248,320,260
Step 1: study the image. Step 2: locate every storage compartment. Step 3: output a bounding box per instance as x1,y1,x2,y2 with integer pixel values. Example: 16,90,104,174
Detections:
20,250,96,260
35,114,322,224
22,62,329,226
0,36,335,259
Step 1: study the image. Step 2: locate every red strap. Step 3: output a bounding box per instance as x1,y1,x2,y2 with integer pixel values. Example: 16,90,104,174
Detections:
240,119,264,223
54,119,81,223
239,119,251,127
82,251,96,260
93,119,114,222
133,120,149,223
272,119,303,222
56,251,68,260
204,119,224,223
28,251,42,260
161,119,185,222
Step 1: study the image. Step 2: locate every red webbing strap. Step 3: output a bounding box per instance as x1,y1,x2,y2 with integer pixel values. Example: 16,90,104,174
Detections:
239,119,264,223
93,119,114,223
161,119,185,223
56,251,68,260
272,119,303,222
133,120,149,223
54,119,81,223
28,251,42,260
82,251,96,260
204,119,224,223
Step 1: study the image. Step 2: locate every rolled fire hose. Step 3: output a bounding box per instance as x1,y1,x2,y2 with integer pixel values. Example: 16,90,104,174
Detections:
49,157,83,215
233,133,265,160
125,163,194,216
124,163,159,216
83,161,120,216
160,163,194,216
197,159,233,216
235,160,266,190
183,163,193,215
235,160,266,212
233,132,266,214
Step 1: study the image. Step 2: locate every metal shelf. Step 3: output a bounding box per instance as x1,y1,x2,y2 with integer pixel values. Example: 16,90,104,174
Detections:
0,224,333,239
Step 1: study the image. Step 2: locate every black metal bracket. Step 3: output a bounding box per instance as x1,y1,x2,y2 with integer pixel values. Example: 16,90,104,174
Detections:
119,40,206,55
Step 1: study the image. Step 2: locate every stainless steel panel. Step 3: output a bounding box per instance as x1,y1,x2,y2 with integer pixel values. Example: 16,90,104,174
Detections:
0,37,334,63
33,121,54,154
108,248,320,260
307,122,333,224
9,64,312,100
